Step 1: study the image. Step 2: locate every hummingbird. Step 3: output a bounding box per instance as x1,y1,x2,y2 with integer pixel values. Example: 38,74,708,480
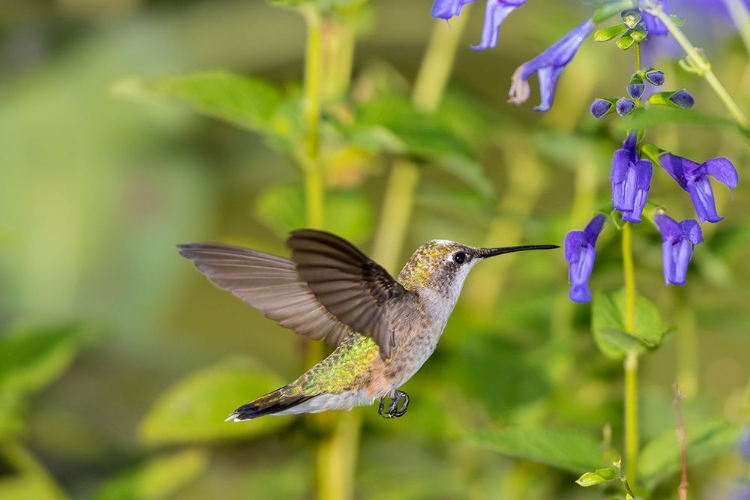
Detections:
178,230,557,420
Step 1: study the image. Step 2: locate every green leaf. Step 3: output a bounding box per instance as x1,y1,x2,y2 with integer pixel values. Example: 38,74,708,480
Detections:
353,97,492,198
114,72,291,143
0,475,57,500
669,14,685,26
139,358,289,445
616,33,635,50
95,449,208,500
432,156,495,201
254,183,374,244
576,467,619,487
638,420,740,491
469,427,604,474
592,289,666,359
0,324,88,395
594,25,629,42
593,0,638,23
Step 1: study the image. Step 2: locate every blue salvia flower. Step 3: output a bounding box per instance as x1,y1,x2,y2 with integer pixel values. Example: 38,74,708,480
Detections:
740,425,750,461
590,98,613,118
660,153,739,223
611,133,653,223
508,18,595,112
564,214,605,303
472,0,527,50
654,214,703,285
431,0,476,20
431,0,526,50
616,98,635,116
641,0,669,36
644,69,665,86
732,483,750,500
669,90,695,108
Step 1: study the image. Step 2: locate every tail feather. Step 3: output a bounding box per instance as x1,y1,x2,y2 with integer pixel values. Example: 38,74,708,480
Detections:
226,389,314,422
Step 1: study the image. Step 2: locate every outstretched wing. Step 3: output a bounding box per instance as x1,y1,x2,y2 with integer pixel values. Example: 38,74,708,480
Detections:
288,229,414,359
177,243,353,348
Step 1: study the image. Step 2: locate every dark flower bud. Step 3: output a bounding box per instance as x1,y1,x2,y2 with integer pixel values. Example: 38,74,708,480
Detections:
616,98,635,116
628,74,645,99
670,90,695,108
590,98,613,118
644,69,665,86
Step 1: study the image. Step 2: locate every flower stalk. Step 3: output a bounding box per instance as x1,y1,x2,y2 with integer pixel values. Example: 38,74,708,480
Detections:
642,1,750,137
622,222,639,483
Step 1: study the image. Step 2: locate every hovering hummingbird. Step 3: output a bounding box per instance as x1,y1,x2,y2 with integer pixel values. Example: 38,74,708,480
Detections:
178,230,557,420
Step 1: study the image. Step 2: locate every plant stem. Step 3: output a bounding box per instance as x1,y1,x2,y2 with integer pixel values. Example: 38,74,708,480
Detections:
723,0,750,56
372,6,471,271
644,3,750,136
622,223,636,334
0,441,67,500
621,222,639,483
301,6,324,229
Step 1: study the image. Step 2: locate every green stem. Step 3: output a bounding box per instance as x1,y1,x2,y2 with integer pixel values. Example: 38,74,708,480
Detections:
622,223,636,334
302,6,324,229
0,442,67,500
723,0,750,56
634,42,641,75
644,3,750,135
622,223,638,483
372,9,474,257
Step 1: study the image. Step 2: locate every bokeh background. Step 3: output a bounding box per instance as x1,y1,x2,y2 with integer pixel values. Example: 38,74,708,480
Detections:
1,0,749,498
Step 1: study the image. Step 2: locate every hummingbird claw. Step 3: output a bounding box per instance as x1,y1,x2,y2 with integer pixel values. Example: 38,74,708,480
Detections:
377,390,409,418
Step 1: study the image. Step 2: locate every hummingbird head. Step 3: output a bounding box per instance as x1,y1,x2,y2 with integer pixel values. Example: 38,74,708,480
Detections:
398,240,558,298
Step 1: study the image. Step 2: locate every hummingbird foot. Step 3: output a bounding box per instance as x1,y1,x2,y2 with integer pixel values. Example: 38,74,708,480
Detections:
378,390,409,418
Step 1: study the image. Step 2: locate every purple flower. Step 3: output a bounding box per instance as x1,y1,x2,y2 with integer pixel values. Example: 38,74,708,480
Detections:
564,214,605,303
643,69,665,86
611,133,653,223
508,18,594,112
655,214,703,285
670,90,695,108
616,98,636,116
431,0,477,20
641,1,670,37
732,483,750,500
471,0,527,50
590,99,613,118
740,425,750,461
431,0,525,50
660,153,739,223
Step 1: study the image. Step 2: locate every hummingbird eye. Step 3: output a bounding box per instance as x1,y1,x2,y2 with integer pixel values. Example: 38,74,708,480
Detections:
452,251,467,264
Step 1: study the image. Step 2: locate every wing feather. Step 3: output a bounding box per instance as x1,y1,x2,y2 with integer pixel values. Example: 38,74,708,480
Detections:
177,243,352,347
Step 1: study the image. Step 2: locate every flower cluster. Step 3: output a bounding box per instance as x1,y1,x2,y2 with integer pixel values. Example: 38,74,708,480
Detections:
561,4,738,302
430,0,739,303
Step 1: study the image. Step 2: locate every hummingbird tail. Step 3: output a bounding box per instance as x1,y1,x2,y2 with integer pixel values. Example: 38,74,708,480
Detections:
225,388,314,422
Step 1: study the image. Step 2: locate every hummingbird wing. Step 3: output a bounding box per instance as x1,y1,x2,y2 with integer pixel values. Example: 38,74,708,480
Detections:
177,243,353,347
287,229,413,360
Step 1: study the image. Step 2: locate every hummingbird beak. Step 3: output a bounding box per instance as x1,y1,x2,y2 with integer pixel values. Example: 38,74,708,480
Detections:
477,244,559,259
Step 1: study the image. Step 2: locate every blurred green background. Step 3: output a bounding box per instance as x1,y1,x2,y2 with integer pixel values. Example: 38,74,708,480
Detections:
1,0,749,498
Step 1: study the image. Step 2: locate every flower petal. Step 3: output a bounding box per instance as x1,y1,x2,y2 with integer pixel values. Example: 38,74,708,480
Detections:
471,0,527,50
678,219,703,245
564,231,585,262
655,213,681,240
687,177,721,223
583,213,606,242
431,0,477,19
659,153,692,190
509,18,594,111
704,157,739,189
